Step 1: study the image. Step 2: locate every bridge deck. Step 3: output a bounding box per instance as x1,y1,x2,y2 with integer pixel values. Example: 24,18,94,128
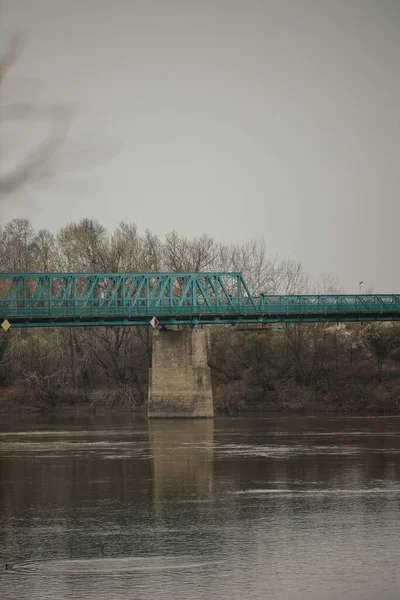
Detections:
0,272,399,327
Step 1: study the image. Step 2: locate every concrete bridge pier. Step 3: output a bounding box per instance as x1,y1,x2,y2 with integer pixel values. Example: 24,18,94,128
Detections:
148,328,214,418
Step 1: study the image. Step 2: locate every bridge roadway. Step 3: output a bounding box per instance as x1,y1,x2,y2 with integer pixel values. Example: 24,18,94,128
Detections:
0,272,399,328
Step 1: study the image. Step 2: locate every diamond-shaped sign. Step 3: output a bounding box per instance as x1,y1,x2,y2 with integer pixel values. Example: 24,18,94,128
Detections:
150,317,159,329
1,319,11,331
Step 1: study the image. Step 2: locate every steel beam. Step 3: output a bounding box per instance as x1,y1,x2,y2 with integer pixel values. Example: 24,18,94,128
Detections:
0,272,400,328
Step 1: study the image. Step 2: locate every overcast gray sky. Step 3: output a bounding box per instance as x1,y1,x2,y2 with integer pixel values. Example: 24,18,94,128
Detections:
1,0,399,292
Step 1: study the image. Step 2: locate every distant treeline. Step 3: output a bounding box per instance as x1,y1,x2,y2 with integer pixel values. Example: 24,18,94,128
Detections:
1,218,400,414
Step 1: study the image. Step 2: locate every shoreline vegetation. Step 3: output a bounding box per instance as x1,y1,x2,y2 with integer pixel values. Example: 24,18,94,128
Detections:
1,218,400,417
1,375,400,417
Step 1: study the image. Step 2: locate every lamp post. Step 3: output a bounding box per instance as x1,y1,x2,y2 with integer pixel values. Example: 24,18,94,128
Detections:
359,281,363,295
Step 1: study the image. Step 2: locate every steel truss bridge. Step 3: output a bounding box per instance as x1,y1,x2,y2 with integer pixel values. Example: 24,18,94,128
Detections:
0,272,399,328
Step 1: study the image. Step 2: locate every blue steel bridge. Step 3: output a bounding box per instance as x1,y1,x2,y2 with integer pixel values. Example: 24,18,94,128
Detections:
0,272,400,328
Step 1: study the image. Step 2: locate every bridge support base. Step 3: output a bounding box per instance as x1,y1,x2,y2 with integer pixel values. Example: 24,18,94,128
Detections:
148,329,214,418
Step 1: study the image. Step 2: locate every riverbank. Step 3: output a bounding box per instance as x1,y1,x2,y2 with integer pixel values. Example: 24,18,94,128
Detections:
2,380,400,416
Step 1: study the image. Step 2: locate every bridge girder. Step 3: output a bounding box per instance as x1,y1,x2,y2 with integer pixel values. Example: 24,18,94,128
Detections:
0,272,399,328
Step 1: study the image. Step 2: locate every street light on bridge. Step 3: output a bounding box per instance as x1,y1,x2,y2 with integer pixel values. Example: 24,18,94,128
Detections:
359,281,363,294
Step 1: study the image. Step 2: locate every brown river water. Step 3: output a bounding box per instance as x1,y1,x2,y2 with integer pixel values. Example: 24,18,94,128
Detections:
1,415,400,599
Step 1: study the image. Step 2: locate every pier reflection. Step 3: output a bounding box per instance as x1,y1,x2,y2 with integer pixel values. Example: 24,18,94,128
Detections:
149,419,214,509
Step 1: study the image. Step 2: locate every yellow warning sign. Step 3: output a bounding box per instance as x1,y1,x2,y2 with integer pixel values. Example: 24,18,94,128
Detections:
1,319,11,331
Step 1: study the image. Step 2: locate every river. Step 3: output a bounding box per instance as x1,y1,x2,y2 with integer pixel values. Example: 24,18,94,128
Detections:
1,415,400,599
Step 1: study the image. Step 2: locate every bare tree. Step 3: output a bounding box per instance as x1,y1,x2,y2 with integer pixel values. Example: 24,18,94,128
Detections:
0,218,37,271
359,323,395,382
217,239,278,294
57,219,107,271
34,229,57,271
163,231,217,272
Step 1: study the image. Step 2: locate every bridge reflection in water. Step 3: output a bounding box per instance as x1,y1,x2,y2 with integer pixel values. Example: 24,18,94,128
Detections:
149,420,214,510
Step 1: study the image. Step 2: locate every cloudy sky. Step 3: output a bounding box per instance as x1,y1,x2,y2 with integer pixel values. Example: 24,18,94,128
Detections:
1,0,399,292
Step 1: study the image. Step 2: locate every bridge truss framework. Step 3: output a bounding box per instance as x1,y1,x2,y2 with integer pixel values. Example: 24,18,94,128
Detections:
0,272,399,328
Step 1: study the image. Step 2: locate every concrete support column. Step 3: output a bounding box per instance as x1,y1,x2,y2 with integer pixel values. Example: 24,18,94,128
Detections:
148,328,214,418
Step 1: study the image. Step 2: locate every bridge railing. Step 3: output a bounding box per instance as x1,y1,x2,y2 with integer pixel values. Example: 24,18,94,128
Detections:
2,296,400,317
1,271,400,325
